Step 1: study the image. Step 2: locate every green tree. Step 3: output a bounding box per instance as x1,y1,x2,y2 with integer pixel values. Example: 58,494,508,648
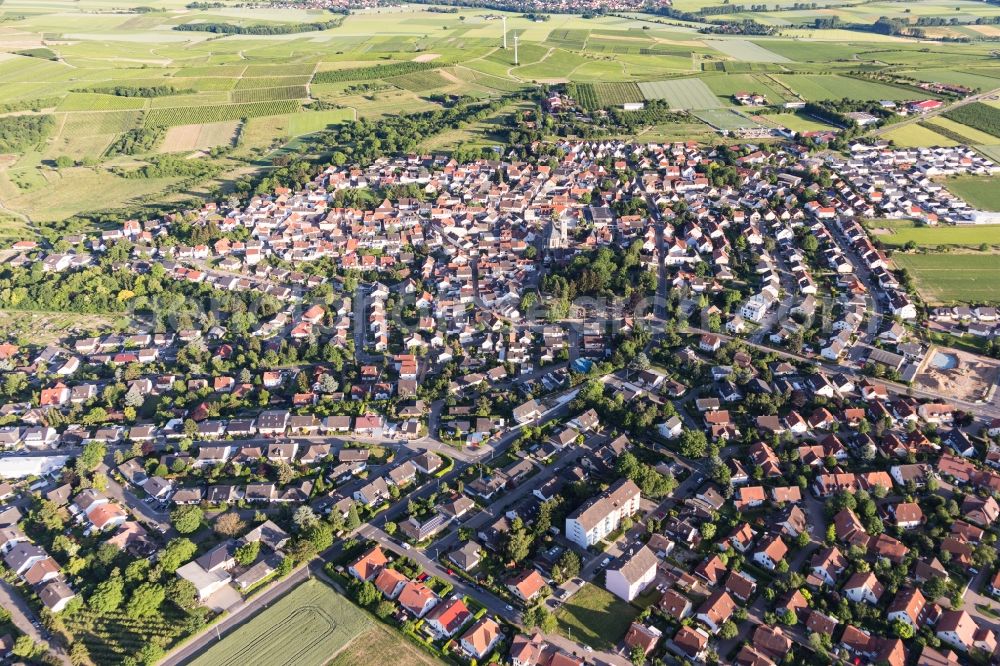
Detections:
346,503,361,530
126,582,165,618
76,440,107,473
89,575,125,612
355,581,379,607
552,551,580,584
375,600,395,619
159,538,197,573
166,577,199,611
305,522,334,551
12,635,35,658
679,429,708,458
234,541,260,566
170,505,203,534
503,518,532,564
892,619,914,639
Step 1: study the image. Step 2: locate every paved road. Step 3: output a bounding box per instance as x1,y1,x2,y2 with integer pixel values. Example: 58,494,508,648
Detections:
98,462,172,533
0,580,69,665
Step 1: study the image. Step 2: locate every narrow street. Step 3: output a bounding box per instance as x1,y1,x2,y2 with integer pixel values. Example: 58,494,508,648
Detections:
0,580,69,665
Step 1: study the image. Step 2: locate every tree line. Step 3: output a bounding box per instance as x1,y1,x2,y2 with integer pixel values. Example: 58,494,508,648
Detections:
174,15,344,35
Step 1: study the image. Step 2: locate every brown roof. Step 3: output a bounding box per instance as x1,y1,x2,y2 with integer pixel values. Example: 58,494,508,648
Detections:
350,545,388,580
752,624,791,658
697,589,735,627
460,617,500,655
374,567,408,597
624,623,661,655
725,570,756,601
658,589,691,620
509,569,547,599
397,581,436,615
806,610,838,635
673,626,708,658
892,502,923,524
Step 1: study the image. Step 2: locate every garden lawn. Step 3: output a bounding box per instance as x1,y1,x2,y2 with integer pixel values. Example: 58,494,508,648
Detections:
188,579,371,666
555,583,639,651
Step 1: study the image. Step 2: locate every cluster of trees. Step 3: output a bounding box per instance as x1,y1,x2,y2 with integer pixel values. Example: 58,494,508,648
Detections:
116,154,223,180
313,97,510,166
543,245,657,304
648,6,778,34
0,96,60,114
616,452,678,499
174,16,345,34
106,126,166,156
0,115,55,153
73,85,191,98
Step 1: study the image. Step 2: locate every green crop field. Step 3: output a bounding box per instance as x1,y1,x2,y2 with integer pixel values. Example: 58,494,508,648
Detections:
188,580,371,666
872,222,1000,247
883,122,958,147
386,70,452,92
771,111,840,132
145,101,301,127
942,175,1000,211
638,78,723,109
776,74,922,101
230,86,310,104
705,39,791,63
893,253,1000,303
694,108,761,130
1,0,1000,225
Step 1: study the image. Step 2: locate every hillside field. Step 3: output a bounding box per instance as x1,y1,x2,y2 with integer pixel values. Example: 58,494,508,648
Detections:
1,0,1000,224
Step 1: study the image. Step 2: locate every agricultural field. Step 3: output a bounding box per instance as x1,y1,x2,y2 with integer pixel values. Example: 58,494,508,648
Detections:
62,604,191,665
160,121,241,154
893,253,1000,303
327,621,444,666
769,111,840,132
923,117,1000,147
638,78,722,109
570,82,644,109
693,108,761,130
868,219,1000,247
144,101,301,128
188,580,371,666
942,175,1000,211
0,0,1000,225
883,123,958,148
774,74,918,101
704,39,790,63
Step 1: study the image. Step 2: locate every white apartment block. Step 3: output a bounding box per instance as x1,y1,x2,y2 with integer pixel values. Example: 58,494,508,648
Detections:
565,479,641,548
